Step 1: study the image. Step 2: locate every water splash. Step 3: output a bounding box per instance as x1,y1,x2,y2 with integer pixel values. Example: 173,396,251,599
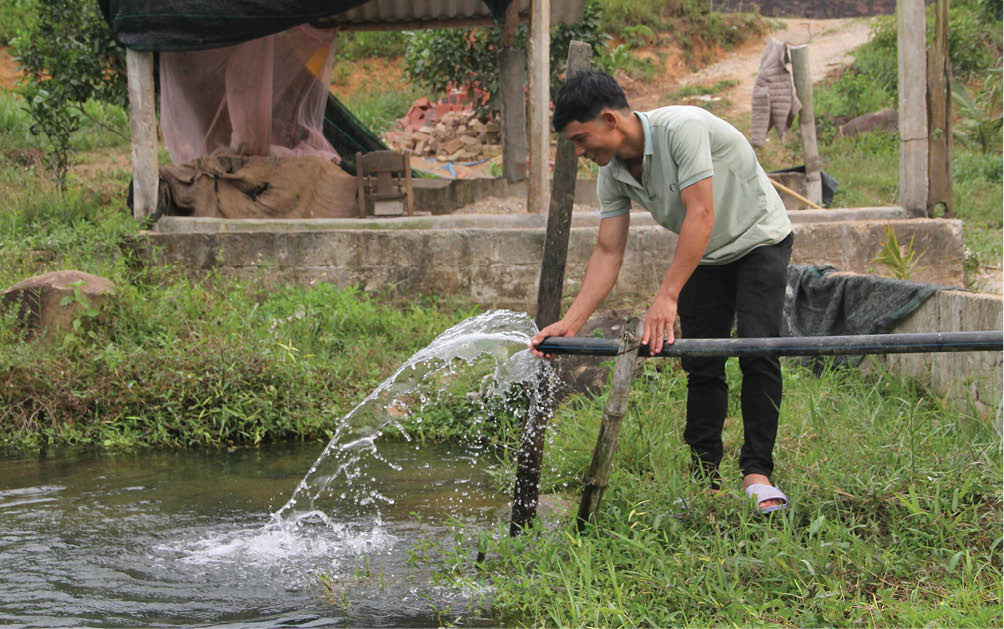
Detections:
272,309,558,531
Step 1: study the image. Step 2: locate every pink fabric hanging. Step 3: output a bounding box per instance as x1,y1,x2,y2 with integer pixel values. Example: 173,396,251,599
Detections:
158,25,340,165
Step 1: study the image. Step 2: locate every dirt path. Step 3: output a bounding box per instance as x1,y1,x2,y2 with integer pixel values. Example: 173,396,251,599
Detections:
628,17,874,116
0,47,21,90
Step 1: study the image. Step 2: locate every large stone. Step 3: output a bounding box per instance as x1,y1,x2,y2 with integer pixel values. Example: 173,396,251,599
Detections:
837,109,899,139
2,270,115,339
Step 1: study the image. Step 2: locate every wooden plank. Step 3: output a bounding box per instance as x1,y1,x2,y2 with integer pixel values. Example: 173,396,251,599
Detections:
126,48,159,222
927,0,953,217
576,318,643,531
526,0,550,213
789,45,823,206
898,0,929,216
499,0,528,183
535,40,593,329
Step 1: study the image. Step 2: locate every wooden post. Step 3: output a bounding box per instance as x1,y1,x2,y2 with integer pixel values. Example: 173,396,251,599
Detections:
499,1,528,183
509,40,592,537
126,48,159,222
535,40,592,329
789,44,823,206
526,0,550,213
577,317,643,531
927,0,953,218
509,369,553,535
898,0,929,216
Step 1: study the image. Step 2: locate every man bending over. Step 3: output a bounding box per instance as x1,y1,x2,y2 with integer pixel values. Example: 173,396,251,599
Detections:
529,70,793,513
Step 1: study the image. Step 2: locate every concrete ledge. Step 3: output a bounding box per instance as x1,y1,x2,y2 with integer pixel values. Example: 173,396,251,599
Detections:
134,219,993,417
153,206,910,234
140,216,964,306
869,290,1003,419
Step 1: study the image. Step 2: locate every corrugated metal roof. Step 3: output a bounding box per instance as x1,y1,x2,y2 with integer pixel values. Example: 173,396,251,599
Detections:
316,0,584,29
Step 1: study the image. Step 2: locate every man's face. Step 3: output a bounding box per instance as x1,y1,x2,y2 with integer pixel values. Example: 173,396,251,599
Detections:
561,114,620,166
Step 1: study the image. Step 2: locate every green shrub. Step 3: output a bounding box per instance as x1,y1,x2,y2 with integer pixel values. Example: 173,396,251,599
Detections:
403,0,607,115
0,0,35,45
597,0,668,32
10,0,125,190
335,31,409,60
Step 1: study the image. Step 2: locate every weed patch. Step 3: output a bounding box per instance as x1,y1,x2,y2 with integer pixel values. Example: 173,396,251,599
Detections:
415,362,1003,626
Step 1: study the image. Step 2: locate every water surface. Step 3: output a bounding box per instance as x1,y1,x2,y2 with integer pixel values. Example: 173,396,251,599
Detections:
0,442,503,627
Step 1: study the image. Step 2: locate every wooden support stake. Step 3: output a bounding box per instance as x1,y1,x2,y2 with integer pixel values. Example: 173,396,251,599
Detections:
535,40,593,329
898,0,929,216
526,0,550,213
789,44,822,206
927,0,953,218
126,48,159,223
499,1,528,183
509,367,554,536
577,317,643,531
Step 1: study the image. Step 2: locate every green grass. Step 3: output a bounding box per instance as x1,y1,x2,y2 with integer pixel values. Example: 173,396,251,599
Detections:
0,141,479,450
341,82,424,136
414,360,1003,627
666,79,740,101
334,31,408,60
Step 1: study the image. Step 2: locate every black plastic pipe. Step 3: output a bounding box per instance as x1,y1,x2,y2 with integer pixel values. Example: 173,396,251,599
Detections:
534,330,1003,358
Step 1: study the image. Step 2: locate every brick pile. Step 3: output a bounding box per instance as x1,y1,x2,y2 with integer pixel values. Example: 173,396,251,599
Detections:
387,86,503,163
390,110,502,162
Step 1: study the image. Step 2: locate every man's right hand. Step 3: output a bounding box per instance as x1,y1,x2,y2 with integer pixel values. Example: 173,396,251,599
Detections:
529,319,580,359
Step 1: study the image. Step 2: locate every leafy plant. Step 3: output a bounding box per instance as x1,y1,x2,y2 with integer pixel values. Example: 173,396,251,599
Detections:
403,0,607,116
952,75,1003,155
0,0,36,46
596,43,656,81
10,0,126,191
873,226,924,280
335,31,408,60
620,24,657,48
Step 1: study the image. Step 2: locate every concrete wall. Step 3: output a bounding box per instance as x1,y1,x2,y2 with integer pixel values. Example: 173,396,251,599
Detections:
136,214,998,417
142,216,965,308
872,290,1003,419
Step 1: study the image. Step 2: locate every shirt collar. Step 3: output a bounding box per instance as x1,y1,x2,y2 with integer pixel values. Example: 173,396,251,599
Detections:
608,111,652,186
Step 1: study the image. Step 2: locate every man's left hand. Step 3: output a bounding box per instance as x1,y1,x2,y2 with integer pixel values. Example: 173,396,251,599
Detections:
643,293,678,355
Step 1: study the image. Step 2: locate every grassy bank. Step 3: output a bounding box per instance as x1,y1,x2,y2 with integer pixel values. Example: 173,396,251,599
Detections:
413,360,1002,626
0,84,487,452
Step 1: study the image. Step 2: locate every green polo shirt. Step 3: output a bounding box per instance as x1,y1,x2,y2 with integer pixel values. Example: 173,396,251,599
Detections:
597,106,791,265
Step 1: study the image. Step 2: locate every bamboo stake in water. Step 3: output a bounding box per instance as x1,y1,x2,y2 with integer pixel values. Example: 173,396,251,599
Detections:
577,317,643,531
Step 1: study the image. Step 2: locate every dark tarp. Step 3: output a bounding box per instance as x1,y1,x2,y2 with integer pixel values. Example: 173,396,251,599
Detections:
769,166,839,207
783,265,943,367
98,0,514,52
323,94,387,176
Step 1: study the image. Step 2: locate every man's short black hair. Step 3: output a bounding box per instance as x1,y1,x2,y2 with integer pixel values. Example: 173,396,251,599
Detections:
552,69,631,133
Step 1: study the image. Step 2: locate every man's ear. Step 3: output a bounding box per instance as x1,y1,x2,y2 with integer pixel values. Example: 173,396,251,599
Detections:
599,109,618,129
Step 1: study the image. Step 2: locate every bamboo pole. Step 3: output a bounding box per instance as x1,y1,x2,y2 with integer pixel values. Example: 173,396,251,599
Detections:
789,44,823,206
526,0,550,213
576,318,643,531
126,49,159,222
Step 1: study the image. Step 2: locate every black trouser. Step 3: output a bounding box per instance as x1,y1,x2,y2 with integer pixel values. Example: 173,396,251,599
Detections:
677,232,793,487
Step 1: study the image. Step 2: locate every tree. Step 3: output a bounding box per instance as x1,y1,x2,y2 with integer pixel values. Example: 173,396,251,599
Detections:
11,0,126,191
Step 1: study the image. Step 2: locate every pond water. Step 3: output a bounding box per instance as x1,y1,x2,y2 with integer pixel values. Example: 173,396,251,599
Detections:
0,441,505,627
0,310,555,627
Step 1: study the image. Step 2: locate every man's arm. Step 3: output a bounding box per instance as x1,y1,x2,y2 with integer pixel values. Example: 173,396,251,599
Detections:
529,212,629,357
643,176,715,355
